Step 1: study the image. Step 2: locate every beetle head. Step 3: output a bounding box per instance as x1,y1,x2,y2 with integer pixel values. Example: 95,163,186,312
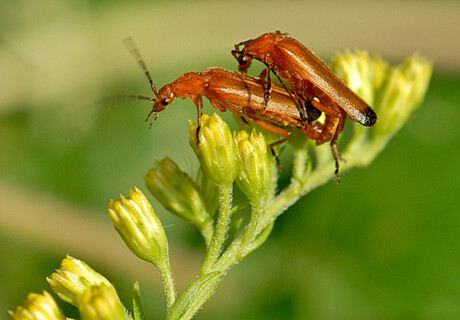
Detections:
144,84,175,126
233,32,279,73
153,84,175,112
235,52,253,73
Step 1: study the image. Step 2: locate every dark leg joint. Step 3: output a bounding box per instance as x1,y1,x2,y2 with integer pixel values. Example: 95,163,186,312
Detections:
196,125,201,145
331,143,342,183
270,146,284,173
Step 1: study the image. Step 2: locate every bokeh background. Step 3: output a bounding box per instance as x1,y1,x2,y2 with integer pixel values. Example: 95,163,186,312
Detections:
1,0,459,319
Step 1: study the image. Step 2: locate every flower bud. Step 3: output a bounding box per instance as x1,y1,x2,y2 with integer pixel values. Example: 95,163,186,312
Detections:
189,114,238,187
373,54,432,136
108,188,169,267
145,157,210,227
47,256,113,307
78,284,129,320
333,51,432,139
9,291,66,320
333,50,389,105
234,129,276,205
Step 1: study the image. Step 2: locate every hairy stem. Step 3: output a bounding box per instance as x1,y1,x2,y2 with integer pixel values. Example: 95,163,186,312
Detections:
241,200,264,255
200,218,214,248
158,260,176,313
201,184,233,274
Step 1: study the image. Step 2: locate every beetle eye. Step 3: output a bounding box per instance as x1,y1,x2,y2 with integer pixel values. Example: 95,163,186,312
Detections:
161,98,169,106
238,55,247,65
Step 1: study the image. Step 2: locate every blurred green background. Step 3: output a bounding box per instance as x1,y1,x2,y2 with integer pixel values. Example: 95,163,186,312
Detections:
1,0,459,319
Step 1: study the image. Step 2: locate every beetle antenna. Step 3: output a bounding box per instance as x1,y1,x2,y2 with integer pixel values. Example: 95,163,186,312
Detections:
122,37,158,96
98,94,157,112
234,38,254,50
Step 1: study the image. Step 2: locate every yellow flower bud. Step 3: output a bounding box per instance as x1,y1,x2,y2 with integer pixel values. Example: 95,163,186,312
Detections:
108,188,169,267
234,129,276,205
9,291,66,320
189,114,238,187
374,54,433,136
47,256,113,308
78,284,128,320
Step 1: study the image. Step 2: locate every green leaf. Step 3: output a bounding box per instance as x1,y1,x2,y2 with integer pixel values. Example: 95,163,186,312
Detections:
132,282,147,320
167,272,221,320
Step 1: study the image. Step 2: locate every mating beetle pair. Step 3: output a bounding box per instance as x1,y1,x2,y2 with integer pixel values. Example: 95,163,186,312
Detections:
126,31,377,178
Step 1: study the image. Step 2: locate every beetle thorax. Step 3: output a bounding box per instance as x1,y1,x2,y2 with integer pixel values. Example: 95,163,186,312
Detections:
171,72,205,99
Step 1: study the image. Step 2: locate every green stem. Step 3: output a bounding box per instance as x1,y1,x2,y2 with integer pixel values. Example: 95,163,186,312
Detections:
201,184,233,274
262,135,390,228
158,260,176,313
183,134,392,318
199,218,214,248
241,200,264,256
292,144,308,182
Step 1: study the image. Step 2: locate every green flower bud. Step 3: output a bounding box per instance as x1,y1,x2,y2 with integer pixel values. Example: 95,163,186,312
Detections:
145,157,210,227
373,54,433,136
333,51,432,139
189,114,238,187
9,291,66,320
108,188,169,267
78,284,129,320
234,129,276,205
333,50,389,105
333,51,432,167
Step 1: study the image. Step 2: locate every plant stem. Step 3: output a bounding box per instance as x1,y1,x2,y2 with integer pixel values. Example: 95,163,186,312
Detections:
200,218,214,248
158,260,176,313
241,200,264,255
262,136,388,228
292,144,309,181
181,135,392,318
201,184,233,274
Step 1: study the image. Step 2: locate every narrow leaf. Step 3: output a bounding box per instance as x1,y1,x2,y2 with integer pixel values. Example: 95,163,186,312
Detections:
167,272,221,320
230,201,249,215
132,282,147,320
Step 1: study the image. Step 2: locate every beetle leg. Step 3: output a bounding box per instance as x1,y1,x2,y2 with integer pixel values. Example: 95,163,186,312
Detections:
257,118,291,172
291,90,312,125
240,116,249,124
310,100,347,146
191,95,204,145
259,68,272,108
209,100,227,113
307,100,347,180
330,109,347,157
